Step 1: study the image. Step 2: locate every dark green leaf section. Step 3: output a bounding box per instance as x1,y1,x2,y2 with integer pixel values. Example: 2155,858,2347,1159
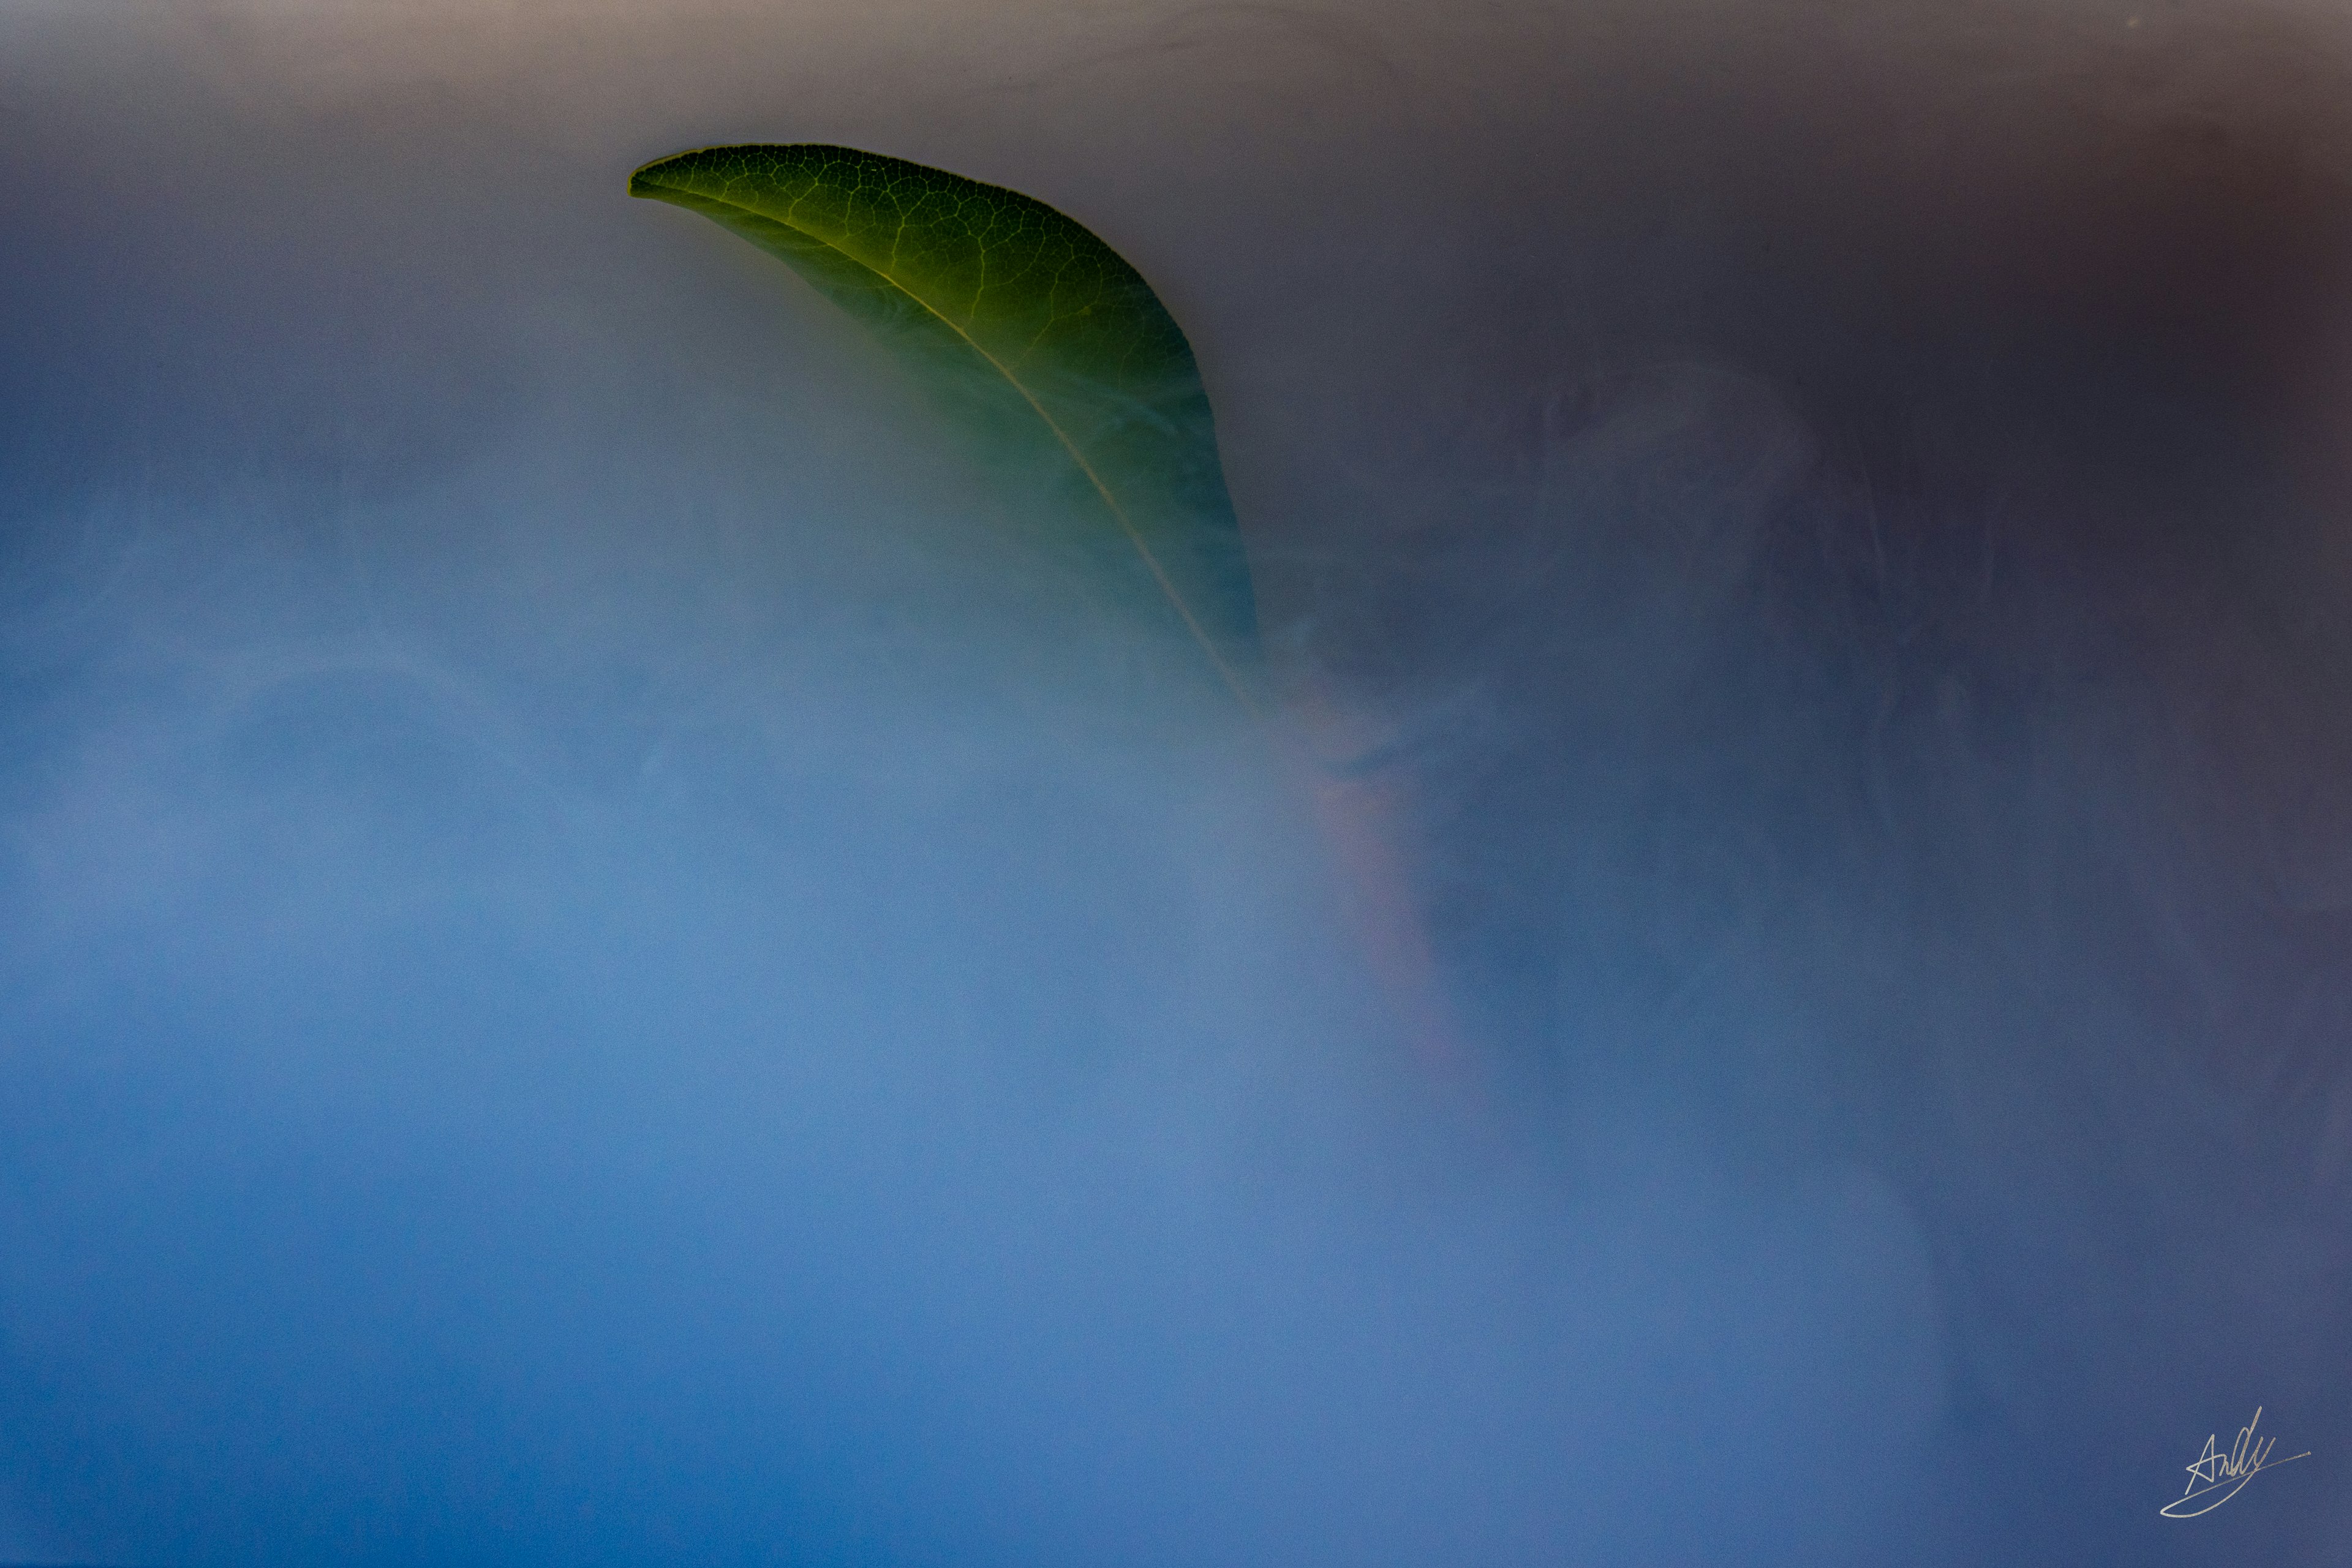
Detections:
629,143,1261,704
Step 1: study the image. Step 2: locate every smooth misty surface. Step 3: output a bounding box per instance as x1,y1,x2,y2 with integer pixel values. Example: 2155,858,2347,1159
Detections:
4,2,2351,1567
630,144,1259,690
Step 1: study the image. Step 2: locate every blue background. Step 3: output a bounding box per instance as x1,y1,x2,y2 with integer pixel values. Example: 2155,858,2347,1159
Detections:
3,2,2348,1562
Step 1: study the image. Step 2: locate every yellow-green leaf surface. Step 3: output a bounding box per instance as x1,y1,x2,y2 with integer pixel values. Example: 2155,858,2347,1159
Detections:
630,143,1261,707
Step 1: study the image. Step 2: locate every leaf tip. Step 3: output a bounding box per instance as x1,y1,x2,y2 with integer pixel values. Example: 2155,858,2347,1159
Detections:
626,149,698,200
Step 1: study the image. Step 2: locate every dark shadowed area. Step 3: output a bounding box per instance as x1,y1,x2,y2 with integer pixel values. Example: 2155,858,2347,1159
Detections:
4,1,2348,1564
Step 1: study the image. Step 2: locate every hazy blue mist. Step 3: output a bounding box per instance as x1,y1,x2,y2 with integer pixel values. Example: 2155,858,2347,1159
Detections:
5,2,2350,1564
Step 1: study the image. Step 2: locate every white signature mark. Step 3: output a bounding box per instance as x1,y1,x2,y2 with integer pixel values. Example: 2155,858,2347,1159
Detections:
2161,1406,2309,1518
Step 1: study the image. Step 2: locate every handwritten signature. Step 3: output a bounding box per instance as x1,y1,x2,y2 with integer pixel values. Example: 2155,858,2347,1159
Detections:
2161,1406,2309,1518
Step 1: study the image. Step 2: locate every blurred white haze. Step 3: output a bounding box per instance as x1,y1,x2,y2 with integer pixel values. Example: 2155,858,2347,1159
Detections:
4,1,2351,1563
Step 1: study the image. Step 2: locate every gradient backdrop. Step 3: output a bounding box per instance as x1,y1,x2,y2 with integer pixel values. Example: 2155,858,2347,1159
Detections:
4,2,2350,1564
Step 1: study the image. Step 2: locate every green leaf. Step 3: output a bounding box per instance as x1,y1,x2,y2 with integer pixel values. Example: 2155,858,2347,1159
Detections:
629,143,1262,709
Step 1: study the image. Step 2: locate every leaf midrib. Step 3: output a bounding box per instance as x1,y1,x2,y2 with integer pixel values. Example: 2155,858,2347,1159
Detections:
660,174,1260,715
